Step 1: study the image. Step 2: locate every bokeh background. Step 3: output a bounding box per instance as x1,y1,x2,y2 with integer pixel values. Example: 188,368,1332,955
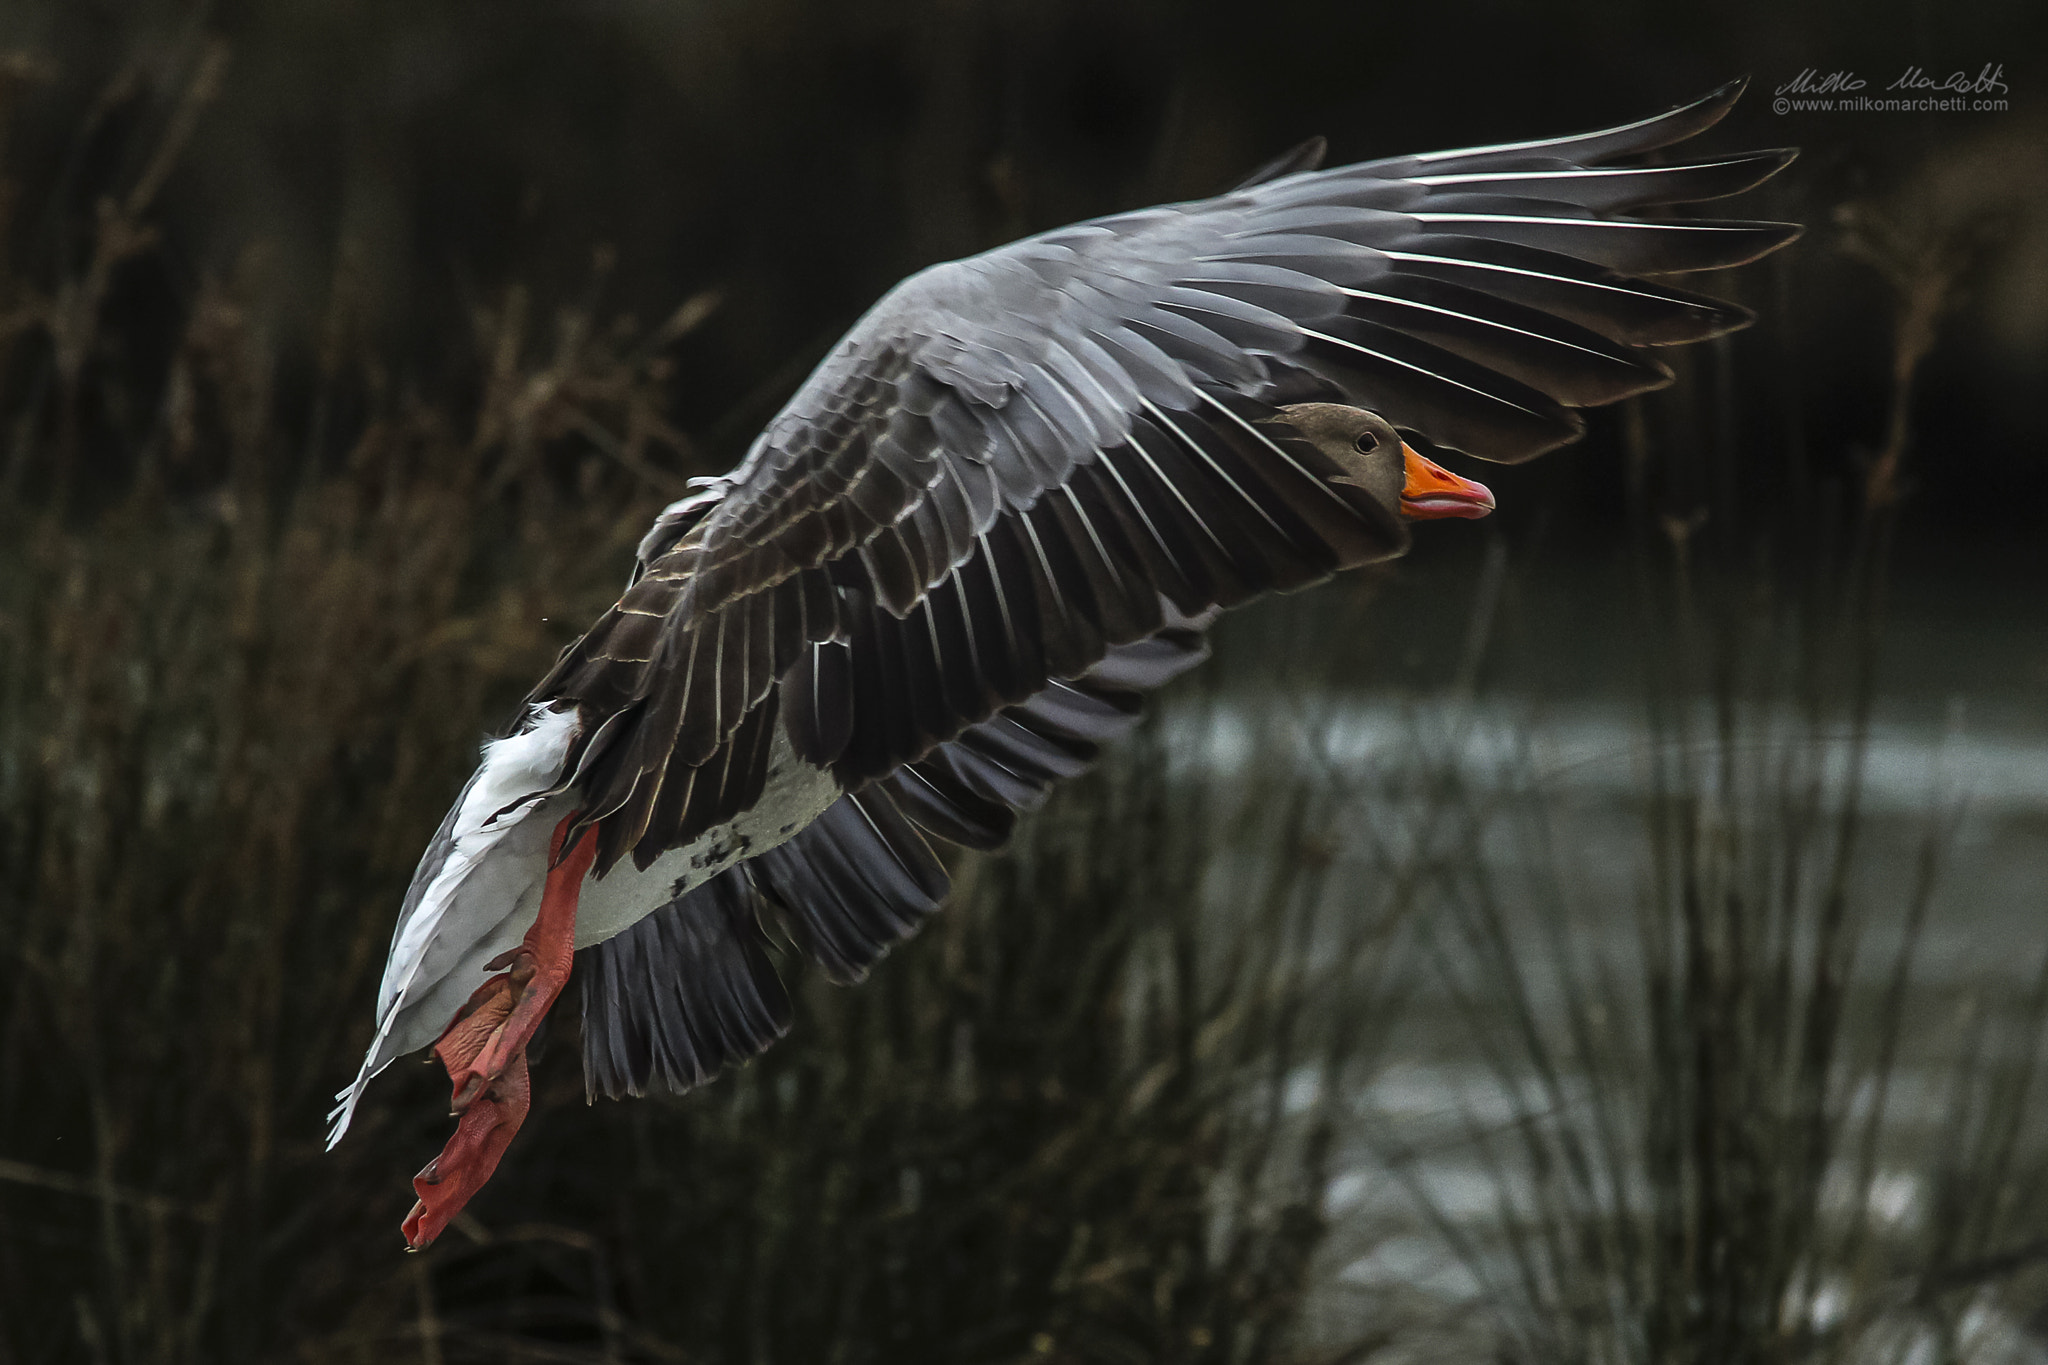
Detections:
1,1,2044,1362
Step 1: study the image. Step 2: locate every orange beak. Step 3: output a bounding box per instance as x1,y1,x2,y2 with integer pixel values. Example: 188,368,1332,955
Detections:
1399,444,1495,520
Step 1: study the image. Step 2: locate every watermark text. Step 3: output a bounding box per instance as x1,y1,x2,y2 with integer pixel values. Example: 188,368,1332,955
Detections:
1772,64,2008,113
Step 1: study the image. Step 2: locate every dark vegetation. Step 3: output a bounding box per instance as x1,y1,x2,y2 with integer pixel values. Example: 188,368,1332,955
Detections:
1,12,2043,1364
1350,213,2048,1362
0,43,1390,1363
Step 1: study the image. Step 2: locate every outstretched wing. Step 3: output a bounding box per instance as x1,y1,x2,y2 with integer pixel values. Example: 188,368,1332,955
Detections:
544,79,1797,877
576,615,1214,1100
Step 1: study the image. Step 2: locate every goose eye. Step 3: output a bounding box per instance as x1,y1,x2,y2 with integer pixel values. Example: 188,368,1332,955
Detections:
1353,429,1383,454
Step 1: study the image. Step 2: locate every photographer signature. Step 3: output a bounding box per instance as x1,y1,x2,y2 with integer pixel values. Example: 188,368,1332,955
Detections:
1776,63,2008,97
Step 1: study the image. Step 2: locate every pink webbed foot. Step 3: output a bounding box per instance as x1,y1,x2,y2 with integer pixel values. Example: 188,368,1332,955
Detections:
401,814,597,1250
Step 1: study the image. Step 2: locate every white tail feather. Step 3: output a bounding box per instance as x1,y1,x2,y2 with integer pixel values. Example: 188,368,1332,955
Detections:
326,705,582,1148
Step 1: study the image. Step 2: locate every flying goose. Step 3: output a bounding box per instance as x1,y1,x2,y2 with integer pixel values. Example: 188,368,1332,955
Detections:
330,80,1798,1248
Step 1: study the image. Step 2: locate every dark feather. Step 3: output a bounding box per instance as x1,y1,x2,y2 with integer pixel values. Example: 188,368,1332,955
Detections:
748,789,948,983
1301,315,1584,463
577,870,791,1101
783,638,853,767
1354,78,1750,176
1411,149,1797,213
1340,276,1674,407
1410,211,1801,276
884,617,1211,847
883,756,1018,849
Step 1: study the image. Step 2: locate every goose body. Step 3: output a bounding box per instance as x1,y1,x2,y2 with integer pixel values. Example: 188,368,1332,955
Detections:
331,81,1798,1247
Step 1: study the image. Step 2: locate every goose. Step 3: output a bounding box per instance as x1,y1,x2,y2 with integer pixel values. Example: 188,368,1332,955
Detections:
330,80,1798,1248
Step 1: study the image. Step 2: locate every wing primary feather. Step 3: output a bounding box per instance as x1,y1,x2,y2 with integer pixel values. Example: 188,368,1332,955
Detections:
897,598,953,749
1379,242,1754,344
1395,79,1745,169
795,639,853,766
915,591,976,732
747,789,948,983
1301,324,1553,417
577,870,792,1100
972,529,1031,701
1116,427,1261,603
1120,421,1233,558
781,640,825,764
885,760,1016,849
1408,150,1795,209
1193,389,1362,515
1083,452,1212,610
844,789,950,902
953,551,1024,706
1054,485,1159,641
939,567,992,717
1338,283,1672,405
1407,212,1802,273
1140,398,1301,545
855,604,919,779
1017,508,1081,643
1027,502,1111,674
1342,285,1656,367
1000,513,1091,679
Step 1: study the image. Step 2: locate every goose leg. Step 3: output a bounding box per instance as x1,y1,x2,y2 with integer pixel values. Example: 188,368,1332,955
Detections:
401,813,597,1249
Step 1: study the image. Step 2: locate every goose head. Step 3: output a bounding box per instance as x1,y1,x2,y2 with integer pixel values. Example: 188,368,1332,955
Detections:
1275,402,1495,521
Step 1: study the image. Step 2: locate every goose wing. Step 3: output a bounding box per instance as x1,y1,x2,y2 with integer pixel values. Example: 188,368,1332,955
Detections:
538,80,1796,883
576,613,1215,1100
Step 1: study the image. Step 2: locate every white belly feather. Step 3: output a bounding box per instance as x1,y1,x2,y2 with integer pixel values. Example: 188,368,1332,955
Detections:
572,724,841,946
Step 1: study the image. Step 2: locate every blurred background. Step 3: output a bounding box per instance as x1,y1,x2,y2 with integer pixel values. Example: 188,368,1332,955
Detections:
0,1,2043,1361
